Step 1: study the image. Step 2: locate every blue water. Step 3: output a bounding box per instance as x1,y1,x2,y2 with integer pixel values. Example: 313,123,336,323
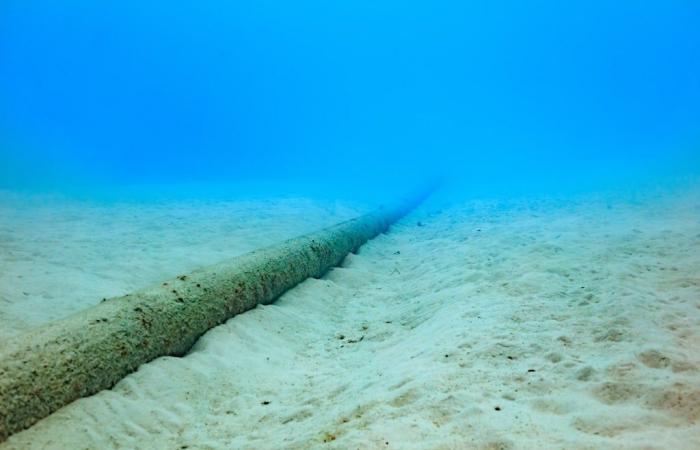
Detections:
1,1,699,199
2,4,700,447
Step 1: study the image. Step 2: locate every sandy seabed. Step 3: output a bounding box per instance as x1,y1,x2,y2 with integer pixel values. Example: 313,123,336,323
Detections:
1,186,699,449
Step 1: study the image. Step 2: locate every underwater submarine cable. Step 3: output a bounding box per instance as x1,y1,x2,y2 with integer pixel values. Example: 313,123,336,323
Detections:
0,186,435,442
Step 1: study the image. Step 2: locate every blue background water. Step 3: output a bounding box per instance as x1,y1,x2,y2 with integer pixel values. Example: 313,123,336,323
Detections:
1,1,699,199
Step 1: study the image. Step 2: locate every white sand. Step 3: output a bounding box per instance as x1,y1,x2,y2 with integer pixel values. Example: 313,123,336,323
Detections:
0,193,363,339
1,187,699,449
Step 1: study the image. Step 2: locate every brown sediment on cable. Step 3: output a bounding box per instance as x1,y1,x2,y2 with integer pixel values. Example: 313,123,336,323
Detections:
0,186,434,442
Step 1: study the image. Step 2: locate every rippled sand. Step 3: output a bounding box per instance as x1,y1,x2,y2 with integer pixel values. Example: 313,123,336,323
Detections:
1,187,699,449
